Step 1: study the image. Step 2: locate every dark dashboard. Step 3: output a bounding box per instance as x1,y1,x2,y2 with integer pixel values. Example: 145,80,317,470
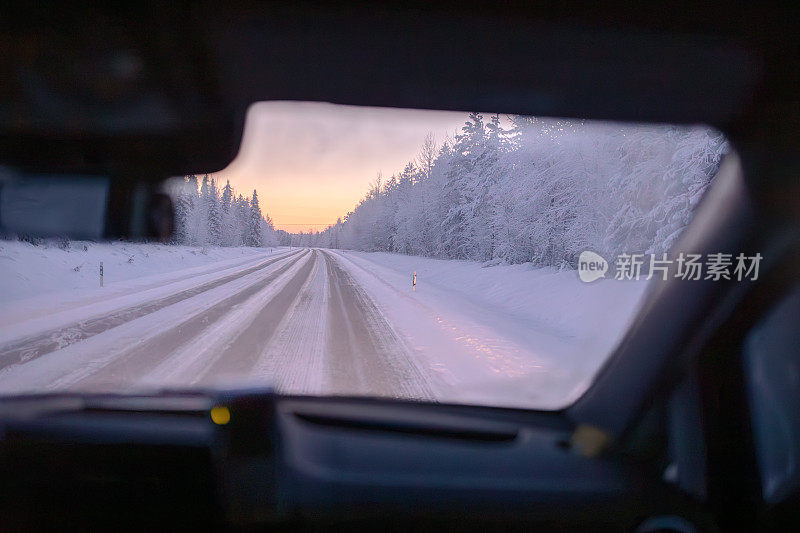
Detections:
0,390,682,530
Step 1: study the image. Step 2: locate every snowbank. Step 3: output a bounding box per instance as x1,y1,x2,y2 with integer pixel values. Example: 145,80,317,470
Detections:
0,239,281,303
334,250,651,408
341,250,648,348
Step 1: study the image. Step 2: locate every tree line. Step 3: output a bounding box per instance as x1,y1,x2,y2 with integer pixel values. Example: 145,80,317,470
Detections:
291,113,727,268
171,175,277,248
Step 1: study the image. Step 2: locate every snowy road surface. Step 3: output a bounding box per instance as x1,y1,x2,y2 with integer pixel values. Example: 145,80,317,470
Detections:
0,246,647,409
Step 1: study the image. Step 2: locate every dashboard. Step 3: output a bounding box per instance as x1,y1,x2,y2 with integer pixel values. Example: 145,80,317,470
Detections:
0,389,677,530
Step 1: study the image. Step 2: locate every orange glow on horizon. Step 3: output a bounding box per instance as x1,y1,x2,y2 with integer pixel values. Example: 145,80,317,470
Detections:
215,101,466,234
228,170,374,233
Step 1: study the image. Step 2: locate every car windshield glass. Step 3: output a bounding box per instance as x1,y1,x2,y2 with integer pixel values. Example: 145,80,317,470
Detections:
0,102,731,409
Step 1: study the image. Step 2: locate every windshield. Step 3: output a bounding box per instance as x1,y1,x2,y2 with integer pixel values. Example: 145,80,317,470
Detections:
0,102,729,409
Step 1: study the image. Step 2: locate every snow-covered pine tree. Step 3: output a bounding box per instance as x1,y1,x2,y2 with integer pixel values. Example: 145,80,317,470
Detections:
261,212,277,246
233,194,248,246
467,113,509,261
220,179,238,246
207,178,223,246
221,179,233,211
391,162,421,255
423,139,454,257
173,175,199,245
246,190,264,247
440,112,486,260
194,175,211,245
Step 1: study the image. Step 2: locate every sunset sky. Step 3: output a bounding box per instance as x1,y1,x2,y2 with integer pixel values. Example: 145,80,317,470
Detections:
217,101,467,233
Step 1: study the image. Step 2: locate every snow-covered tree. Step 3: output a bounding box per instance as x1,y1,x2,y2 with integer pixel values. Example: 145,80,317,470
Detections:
319,114,727,269
172,175,198,245
169,113,725,265
206,178,223,246
168,177,277,248
246,190,264,247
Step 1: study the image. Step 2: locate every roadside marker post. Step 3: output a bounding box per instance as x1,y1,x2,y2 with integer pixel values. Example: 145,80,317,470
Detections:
413,271,416,292
100,261,104,287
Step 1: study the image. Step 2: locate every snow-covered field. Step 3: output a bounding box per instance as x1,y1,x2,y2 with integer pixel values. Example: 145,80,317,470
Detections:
0,241,650,409
0,239,279,302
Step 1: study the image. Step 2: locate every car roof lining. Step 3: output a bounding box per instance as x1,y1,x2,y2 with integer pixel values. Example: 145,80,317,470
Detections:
2,3,796,177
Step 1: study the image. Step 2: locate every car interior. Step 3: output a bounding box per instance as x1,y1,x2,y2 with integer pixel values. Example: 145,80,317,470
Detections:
0,2,798,531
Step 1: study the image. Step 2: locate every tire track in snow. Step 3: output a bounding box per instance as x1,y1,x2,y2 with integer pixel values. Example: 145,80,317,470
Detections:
29,250,311,391
249,250,329,394
190,250,319,384
0,250,301,369
133,250,317,387
1,249,282,329
0,248,437,401
321,250,435,400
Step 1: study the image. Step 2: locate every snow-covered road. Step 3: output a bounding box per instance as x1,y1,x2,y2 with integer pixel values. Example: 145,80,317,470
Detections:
0,248,438,401
0,245,648,409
